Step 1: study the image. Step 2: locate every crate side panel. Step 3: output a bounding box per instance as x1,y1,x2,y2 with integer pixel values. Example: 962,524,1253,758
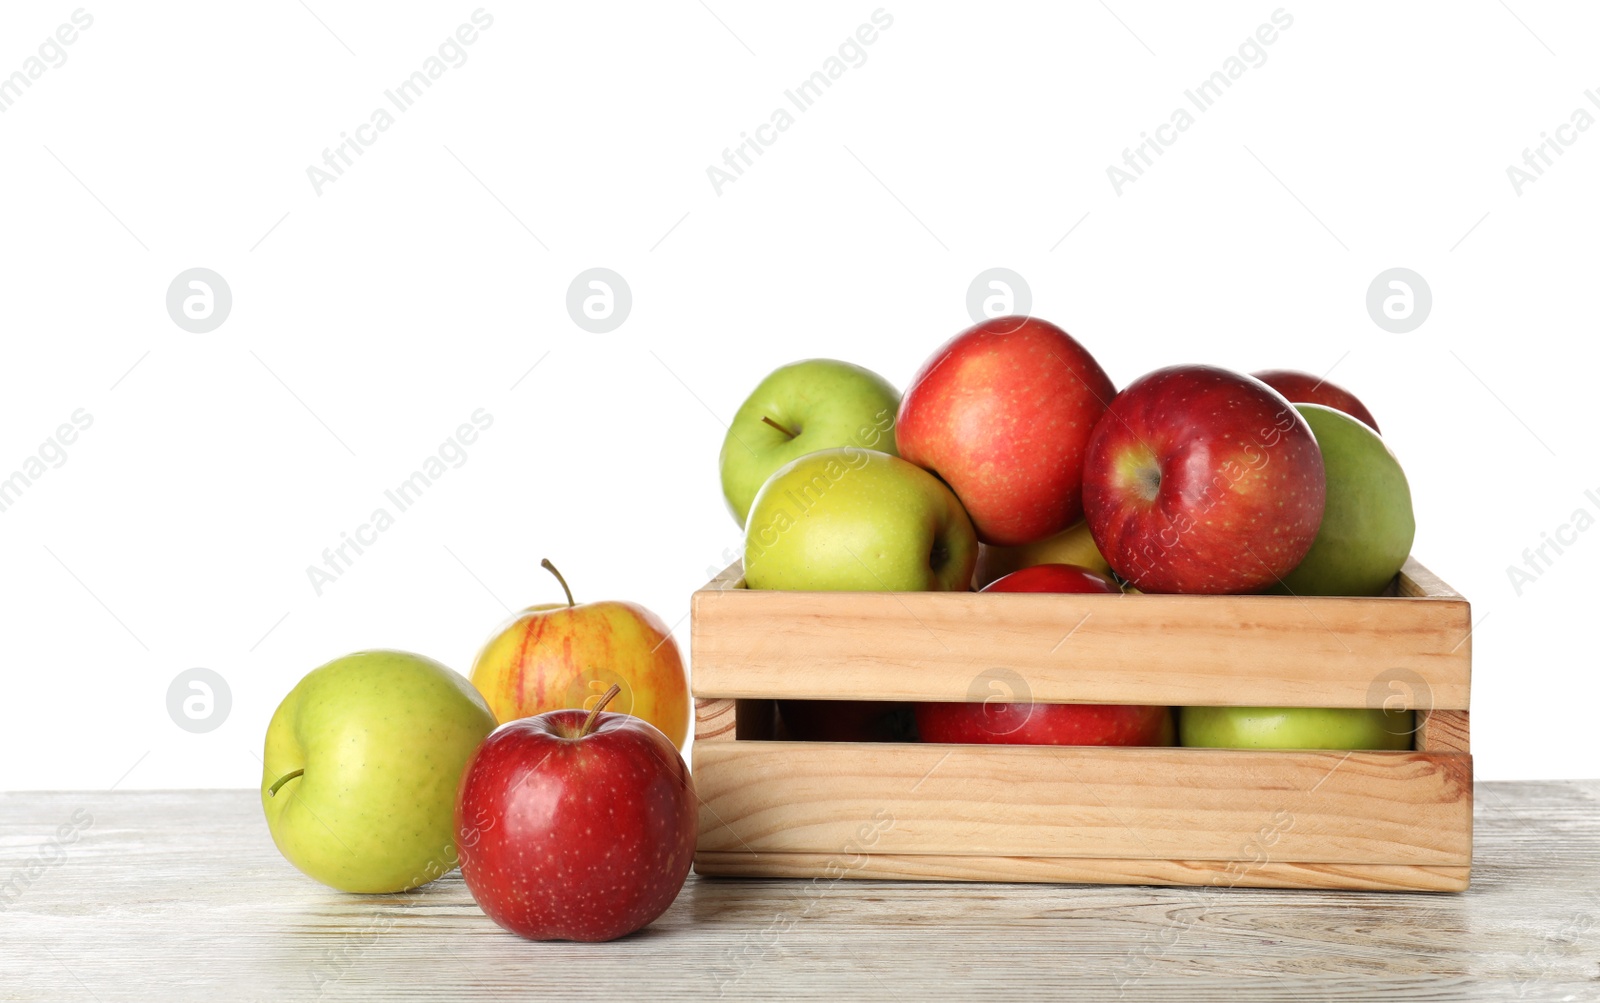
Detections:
692,587,1471,708
693,742,1472,866
693,851,1470,892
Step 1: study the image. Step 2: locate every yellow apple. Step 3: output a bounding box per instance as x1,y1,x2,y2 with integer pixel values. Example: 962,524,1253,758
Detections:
974,519,1112,588
468,561,690,749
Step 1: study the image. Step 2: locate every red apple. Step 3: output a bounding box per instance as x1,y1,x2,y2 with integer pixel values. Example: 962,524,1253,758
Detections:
916,701,1174,746
777,700,910,742
917,562,1169,746
1251,368,1380,432
455,688,696,942
896,316,1115,547
1082,365,1326,595
981,563,1120,594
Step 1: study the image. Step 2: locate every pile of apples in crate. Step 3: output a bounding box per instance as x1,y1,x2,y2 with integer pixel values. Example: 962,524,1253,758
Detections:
720,315,1416,752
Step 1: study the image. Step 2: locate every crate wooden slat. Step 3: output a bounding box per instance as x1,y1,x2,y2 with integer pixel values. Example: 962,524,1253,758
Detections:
695,742,1471,865
1417,709,1471,753
693,852,1472,893
690,557,1474,892
691,558,1471,709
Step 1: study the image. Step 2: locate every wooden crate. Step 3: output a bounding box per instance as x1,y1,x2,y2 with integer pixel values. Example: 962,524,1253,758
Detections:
689,558,1473,892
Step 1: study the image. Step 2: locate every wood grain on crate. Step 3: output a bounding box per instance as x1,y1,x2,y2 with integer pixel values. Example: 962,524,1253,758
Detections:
2,786,1598,1001
1395,560,1463,599
694,697,780,743
1418,710,1472,754
692,851,1471,892
693,741,1471,866
693,697,736,742
691,558,1471,709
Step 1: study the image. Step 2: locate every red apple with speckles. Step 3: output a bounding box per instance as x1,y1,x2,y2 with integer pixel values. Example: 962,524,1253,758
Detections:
896,316,1115,547
455,687,697,942
1251,369,1380,432
1082,365,1326,595
980,562,1121,595
916,700,1174,746
915,563,1172,746
469,560,689,749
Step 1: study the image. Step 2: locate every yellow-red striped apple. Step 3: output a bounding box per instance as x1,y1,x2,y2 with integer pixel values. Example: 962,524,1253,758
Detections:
468,561,689,749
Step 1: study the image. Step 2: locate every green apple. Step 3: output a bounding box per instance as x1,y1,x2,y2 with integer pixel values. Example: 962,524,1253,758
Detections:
1279,403,1415,596
1178,706,1412,750
261,650,496,893
720,359,900,528
743,447,977,591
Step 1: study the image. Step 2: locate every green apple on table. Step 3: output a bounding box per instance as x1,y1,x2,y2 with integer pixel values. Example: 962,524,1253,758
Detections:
261,650,496,894
719,359,900,528
1278,403,1415,597
743,447,976,591
1178,706,1412,750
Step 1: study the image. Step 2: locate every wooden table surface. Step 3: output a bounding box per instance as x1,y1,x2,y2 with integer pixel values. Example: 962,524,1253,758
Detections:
2,782,1598,1001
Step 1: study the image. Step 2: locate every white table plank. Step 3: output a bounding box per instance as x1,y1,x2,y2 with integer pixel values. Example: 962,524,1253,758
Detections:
1,782,1597,1001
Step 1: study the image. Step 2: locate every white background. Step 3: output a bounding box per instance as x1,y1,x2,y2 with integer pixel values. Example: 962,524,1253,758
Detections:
0,0,1594,790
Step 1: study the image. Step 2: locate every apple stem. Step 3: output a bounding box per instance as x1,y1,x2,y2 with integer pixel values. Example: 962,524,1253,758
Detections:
761,416,799,439
541,558,575,608
578,684,622,738
267,769,304,798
